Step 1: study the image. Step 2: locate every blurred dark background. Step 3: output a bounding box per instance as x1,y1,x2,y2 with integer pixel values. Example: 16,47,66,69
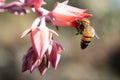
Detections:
0,0,120,80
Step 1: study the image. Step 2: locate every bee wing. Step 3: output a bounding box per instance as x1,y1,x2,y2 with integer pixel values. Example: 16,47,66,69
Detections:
95,32,100,39
90,26,100,39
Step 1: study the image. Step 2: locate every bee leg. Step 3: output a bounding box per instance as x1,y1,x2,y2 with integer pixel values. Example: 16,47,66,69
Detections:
75,26,80,35
55,26,59,31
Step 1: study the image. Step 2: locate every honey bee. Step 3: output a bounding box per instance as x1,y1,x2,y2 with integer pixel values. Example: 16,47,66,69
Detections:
75,18,99,49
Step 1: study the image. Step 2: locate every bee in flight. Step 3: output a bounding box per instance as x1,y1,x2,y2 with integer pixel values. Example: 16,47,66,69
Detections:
75,18,99,49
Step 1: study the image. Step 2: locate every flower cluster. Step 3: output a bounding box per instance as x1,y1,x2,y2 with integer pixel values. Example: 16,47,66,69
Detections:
0,0,92,75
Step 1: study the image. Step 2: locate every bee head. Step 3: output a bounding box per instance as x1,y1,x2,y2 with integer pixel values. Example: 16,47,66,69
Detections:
82,18,91,26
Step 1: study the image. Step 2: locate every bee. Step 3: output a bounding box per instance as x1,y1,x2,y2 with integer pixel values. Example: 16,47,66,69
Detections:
81,26,96,49
75,18,99,49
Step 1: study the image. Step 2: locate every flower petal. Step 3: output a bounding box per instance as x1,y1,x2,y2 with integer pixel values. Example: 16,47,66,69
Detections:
2,1,30,15
38,55,50,75
31,17,41,30
31,17,52,59
50,1,92,27
22,47,35,72
22,47,42,73
30,58,41,73
48,41,64,69
20,28,31,38
23,0,43,9
49,29,59,37
62,0,69,4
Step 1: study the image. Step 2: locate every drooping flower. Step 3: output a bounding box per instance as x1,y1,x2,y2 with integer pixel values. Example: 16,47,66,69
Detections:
47,40,64,69
0,0,45,15
22,40,63,75
22,46,41,72
18,0,45,9
49,0,92,27
21,16,58,59
38,40,64,75
0,0,5,4
38,54,50,75
0,1,29,15
21,15,64,75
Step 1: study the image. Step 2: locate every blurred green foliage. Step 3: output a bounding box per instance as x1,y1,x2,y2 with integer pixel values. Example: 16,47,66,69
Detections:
0,0,120,80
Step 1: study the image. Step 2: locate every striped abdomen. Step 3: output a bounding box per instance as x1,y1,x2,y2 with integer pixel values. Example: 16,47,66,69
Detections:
80,26,95,49
81,36,92,49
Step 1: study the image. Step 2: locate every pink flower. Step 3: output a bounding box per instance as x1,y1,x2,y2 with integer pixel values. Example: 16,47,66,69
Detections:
25,0,42,9
0,0,5,3
0,1,29,15
22,46,50,74
38,40,63,75
22,47,41,72
0,0,44,15
46,40,64,69
49,0,92,27
21,16,63,75
22,40,63,75
18,0,45,9
21,17,58,58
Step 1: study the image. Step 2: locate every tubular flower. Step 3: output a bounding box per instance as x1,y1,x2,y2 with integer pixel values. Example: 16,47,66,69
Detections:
26,0,44,9
38,40,63,75
0,1,29,15
21,16,63,75
49,0,92,27
22,46,41,73
18,0,45,9
0,0,5,5
46,40,64,69
22,46,49,74
22,40,63,75
0,0,44,15
30,17,59,59
21,17,58,59
22,46,50,74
